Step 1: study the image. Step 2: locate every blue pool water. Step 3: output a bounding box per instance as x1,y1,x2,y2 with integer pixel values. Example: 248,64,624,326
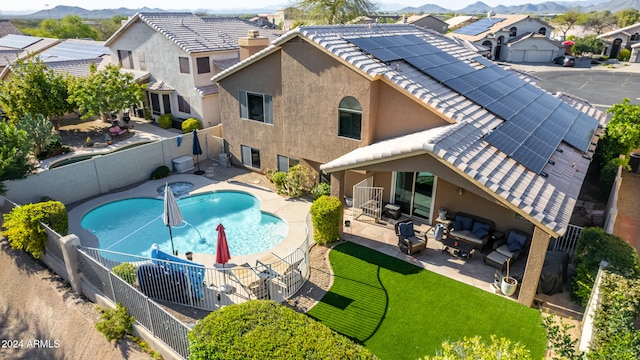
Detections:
80,191,288,257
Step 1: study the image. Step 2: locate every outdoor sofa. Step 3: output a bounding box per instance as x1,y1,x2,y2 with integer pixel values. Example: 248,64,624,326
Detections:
447,212,495,251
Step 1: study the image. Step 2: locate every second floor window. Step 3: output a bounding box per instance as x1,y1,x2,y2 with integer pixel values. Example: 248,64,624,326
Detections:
338,96,362,140
117,50,133,69
632,32,640,41
538,27,546,36
196,57,210,74
179,57,190,74
239,90,273,124
509,27,517,37
178,95,191,114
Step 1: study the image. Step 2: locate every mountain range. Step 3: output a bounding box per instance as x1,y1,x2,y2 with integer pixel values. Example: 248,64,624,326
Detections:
1,0,638,19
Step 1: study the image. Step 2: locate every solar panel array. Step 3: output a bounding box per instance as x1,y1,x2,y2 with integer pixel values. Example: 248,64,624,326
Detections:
346,34,599,174
453,17,506,36
40,41,109,62
0,34,42,49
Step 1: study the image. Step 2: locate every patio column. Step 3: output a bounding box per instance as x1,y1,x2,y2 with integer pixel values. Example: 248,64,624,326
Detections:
330,171,346,237
518,227,550,306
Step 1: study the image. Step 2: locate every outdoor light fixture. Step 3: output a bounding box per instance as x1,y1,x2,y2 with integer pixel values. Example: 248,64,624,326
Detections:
458,187,464,196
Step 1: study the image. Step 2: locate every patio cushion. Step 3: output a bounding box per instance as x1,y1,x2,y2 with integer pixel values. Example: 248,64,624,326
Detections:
455,214,474,231
471,221,491,239
453,219,463,231
496,244,516,258
507,231,527,252
398,222,415,237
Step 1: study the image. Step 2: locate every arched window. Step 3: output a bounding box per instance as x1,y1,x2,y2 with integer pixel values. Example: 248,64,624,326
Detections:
509,27,517,37
538,27,546,36
338,96,362,140
631,32,640,41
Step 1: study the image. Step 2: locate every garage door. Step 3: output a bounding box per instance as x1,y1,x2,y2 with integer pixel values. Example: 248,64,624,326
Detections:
525,50,554,62
510,50,525,62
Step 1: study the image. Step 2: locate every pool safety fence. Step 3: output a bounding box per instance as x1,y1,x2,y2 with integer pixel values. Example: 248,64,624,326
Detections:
77,248,191,359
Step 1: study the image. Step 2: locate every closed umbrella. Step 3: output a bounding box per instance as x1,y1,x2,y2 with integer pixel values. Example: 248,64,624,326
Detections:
192,130,204,175
163,182,184,255
216,224,232,292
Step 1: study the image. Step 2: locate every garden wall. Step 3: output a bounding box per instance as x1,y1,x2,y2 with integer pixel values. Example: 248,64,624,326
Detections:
3,127,220,205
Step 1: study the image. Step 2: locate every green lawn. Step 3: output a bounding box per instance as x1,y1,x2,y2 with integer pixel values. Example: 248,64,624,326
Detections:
306,242,547,359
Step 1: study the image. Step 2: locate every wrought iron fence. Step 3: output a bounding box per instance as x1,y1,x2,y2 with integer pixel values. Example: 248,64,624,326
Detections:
550,224,584,264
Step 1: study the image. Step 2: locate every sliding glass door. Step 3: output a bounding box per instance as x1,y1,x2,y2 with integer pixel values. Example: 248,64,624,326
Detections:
393,172,434,220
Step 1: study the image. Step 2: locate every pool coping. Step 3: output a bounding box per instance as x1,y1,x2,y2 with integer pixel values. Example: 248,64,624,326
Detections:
67,174,313,268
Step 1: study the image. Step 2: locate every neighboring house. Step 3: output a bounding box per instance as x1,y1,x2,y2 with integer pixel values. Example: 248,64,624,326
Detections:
0,38,110,80
449,14,560,63
0,34,59,74
445,15,478,31
598,22,640,62
211,24,606,307
0,19,22,37
249,16,278,29
398,14,448,34
104,13,280,128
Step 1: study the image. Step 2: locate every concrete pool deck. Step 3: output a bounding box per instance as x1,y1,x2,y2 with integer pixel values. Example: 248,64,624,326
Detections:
67,173,313,269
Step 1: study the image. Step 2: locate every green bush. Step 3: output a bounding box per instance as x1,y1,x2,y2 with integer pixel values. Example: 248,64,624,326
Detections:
271,171,287,194
571,227,640,306
617,48,631,62
143,108,152,120
112,263,137,286
188,301,374,360
37,139,71,160
1,201,68,259
424,335,531,360
311,182,331,200
95,303,134,344
285,165,313,197
157,114,173,129
588,271,640,359
310,195,342,245
150,165,170,180
181,118,202,133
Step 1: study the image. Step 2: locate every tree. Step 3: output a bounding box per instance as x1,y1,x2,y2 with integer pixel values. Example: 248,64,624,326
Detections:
297,0,377,24
553,8,585,39
0,121,33,194
615,8,640,28
583,11,616,35
606,98,640,155
68,63,145,122
574,34,604,55
17,114,59,157
0,57,73,123
94,15,127,41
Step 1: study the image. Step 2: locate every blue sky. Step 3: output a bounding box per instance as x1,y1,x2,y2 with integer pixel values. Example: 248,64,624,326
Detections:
2,0,585,12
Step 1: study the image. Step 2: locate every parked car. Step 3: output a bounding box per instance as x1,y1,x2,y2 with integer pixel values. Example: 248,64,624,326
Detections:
553,55,575,67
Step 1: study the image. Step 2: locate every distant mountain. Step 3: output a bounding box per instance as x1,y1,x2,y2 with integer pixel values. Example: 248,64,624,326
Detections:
456,1,493,14
398,4,451,13
391,0,636,14
591,0,640,12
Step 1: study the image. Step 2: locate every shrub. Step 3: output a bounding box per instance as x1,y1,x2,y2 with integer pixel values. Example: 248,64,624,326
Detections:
112,263,137,286
150,165,170,180
588,271,640,359
543,313,585,360
617,48,631,62
310,195,342,245
37,139,71,160
271,171,287,194
284,164,313,197
265,168,277,182
424,335,531,360
143,108,152,120
571,227,640,306
1,201,68,259
311,182,331,200
188,301,374,360
157,114,173,129
95,303,134,343
181,118,202,133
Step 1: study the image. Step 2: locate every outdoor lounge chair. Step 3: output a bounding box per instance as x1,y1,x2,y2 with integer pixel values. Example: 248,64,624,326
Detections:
227,265,270,300
394,219,427,255
109,125,127,138
150,246,205,299
255,253,303,284
483,229,532,272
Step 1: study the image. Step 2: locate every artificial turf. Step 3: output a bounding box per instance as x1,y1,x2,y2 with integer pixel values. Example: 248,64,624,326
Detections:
306,241,547,359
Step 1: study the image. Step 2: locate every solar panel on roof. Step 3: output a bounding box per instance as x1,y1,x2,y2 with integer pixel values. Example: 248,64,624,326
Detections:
565,112,599,152
0,34,42,49
39,40,108,62
368,48,402,62
511,147,549,174
453,17,506,36
485,130,520,155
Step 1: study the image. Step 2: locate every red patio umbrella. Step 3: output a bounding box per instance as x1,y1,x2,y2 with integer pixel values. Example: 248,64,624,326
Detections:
216,224,232,292
562,40,575,46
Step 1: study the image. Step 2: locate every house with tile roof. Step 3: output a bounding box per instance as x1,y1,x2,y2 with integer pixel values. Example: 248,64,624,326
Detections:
449,14,561,63
445,15,478,31
597,22,640,62
0,19,22,38
397,14,448,34
211,23,607,306
104,13,280,128
0,34,60,74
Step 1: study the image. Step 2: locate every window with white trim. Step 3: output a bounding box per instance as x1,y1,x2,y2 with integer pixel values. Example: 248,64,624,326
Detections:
241,145,261,169
277,155,299,173
239,91,273,124
179,57,190,74
338,96,362,140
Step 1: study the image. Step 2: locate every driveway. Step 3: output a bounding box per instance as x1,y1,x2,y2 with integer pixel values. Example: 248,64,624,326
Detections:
508,59,640,111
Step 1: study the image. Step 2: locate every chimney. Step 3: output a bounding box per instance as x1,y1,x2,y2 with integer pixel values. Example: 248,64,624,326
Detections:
239,30,269,61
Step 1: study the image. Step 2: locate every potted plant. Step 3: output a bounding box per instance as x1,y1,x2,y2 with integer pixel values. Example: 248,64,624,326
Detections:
501,258,518,296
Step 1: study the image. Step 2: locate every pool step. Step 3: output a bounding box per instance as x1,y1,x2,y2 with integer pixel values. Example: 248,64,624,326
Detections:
205,165,216,179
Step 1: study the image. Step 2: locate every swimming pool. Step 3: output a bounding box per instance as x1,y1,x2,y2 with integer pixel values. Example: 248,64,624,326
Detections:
80,191,288,257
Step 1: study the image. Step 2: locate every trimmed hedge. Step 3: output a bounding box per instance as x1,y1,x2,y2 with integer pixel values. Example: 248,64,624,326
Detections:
571,227,640,306
311,182,331,200
188,301,374,360
1,201,68,259
181,118,202,133
157,114,173,129
310,195,342,245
